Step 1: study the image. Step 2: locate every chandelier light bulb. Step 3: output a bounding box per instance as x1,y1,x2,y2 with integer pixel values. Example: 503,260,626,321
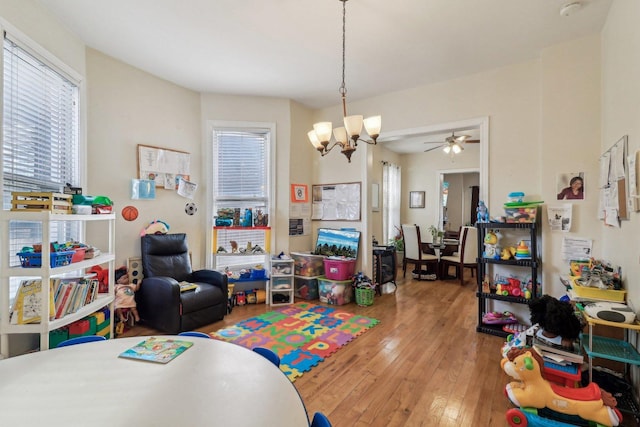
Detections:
333,127,348,145
308,130,323,149
313,122,333,144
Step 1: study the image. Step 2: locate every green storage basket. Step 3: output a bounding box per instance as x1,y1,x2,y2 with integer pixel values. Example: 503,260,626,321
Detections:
355,287,374,306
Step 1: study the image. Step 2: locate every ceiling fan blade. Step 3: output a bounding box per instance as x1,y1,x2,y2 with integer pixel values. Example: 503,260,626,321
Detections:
465,139,480,143
424,144,443,153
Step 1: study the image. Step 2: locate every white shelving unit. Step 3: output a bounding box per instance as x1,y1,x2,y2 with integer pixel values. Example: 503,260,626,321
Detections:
0,212,115,357
269,258,294,305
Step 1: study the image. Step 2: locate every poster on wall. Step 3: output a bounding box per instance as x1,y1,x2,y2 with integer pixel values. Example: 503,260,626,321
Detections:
311,182,361,221
137,144,191,189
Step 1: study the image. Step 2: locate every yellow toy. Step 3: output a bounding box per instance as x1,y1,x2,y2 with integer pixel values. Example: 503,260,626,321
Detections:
501,350,622,426
501,247,516,260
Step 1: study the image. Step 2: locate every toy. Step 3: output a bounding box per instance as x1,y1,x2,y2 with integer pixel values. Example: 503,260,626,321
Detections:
501,246,516,260
514,240,531,260
121,205,139,221
140,219,169,236
502,350,622,426
114,266,140,330
483,311,517,325
529,295,583,349
477,200,489,223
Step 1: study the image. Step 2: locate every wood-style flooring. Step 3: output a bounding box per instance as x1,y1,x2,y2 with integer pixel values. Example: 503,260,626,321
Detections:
121,270,513,426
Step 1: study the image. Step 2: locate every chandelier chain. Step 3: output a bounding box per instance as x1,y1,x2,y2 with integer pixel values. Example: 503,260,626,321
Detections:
340,0,347,116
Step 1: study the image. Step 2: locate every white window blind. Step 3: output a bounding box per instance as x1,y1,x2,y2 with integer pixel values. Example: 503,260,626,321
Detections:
2,33,81,295
212,128,271,268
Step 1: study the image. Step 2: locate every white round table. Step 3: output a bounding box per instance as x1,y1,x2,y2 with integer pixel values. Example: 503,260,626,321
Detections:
0,336,310,426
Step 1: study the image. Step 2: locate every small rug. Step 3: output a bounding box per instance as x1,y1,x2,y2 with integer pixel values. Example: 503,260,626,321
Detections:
210,302,379,381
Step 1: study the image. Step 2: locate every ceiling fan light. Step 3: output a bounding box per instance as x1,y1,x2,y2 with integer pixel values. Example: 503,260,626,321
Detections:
333,126,348,144
343,115,363,139
452,143,462,154
363,115,381,139
313,122,333,144
308,130,323,149
443,145,451,154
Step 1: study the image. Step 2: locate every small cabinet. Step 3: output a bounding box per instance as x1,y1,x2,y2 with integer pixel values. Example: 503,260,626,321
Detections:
476,222,541,337
372,246,396,294
269,258,294,305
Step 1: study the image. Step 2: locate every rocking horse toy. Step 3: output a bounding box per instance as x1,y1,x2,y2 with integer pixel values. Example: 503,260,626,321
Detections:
501,350,622,426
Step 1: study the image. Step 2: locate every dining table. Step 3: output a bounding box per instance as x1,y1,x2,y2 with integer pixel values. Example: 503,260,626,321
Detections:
0,335,310,427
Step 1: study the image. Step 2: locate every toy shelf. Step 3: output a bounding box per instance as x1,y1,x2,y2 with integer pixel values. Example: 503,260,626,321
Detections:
476,222,541,338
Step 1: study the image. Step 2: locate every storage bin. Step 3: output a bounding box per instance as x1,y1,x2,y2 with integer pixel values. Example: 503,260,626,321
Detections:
250,268,266,279
355,287,375,306
291,252,325,277
71,248,85,263
323,258,356,281
294,276,319,300
503,207,538,223
571,279,626,302
318,277,353,305
17,250,75,268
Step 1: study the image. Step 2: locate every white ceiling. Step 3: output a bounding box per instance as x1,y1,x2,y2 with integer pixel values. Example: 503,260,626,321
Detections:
36,0,612,152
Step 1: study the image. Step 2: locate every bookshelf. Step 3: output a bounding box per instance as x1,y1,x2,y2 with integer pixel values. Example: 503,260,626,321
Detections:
0,211,115,357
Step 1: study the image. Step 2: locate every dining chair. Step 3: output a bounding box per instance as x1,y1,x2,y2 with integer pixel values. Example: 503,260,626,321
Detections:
178,331,212,339
400,224,439,279
440,225,478,285
56,335,106,348
253,347,281,367
310,412,332,427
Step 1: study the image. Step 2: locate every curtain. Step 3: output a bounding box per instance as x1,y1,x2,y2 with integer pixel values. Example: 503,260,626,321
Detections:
382,162,401,244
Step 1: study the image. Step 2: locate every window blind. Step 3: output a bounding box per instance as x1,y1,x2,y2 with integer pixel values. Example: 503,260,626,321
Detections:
2,34,81,296
212,128,271,260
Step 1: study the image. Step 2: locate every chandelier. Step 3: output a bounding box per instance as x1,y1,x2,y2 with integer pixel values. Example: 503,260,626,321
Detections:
307,0,381,163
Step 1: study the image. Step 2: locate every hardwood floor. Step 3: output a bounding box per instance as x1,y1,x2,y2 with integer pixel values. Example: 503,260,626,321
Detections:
121,270,513,426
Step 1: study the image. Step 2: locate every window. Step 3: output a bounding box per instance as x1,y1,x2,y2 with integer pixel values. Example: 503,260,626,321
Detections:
382,162,401,244
2,32,81,295
211,126,272,268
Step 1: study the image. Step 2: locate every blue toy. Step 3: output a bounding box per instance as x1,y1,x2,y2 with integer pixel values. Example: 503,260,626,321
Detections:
477,201,489,223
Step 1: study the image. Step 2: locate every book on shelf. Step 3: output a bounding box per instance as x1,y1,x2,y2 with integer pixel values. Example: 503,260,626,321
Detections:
532,335,584,364
118,337,194,364
179,281,198,292
10,279,55,324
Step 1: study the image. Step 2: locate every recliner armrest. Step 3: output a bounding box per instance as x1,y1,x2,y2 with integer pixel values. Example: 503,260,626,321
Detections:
192,269,228,297
139,276,181,301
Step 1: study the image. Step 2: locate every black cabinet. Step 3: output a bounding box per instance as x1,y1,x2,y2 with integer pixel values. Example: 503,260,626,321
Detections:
373,246,396,294
476,222,541,337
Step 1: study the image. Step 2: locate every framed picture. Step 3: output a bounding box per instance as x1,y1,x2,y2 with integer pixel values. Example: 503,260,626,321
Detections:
290,184,308,203
409,191,425,208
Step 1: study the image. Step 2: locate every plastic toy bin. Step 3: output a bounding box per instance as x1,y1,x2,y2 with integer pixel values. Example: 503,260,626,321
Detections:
318,277,353,305
323,258,356,281
291,252,325,277
17,250,75,268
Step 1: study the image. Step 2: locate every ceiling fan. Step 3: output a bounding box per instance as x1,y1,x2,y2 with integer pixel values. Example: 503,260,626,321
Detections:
423,132,479,154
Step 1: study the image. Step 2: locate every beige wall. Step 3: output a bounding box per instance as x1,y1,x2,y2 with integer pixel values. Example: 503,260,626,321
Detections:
86,49,203,268
601,0,640,309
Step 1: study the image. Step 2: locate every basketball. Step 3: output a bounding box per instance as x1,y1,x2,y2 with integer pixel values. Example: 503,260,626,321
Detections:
121,205,139,221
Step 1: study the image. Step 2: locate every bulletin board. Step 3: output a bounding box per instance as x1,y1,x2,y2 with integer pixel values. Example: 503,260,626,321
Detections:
137,144,191,189
598,135,629,223
311,182,361,221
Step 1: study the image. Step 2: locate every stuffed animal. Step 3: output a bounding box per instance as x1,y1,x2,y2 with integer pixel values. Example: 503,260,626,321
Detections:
502,350,622,426
529,295,582,349
140,219,170,236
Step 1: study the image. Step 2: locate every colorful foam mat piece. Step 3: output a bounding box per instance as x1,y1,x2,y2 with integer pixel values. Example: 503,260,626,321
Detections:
210,302,379,381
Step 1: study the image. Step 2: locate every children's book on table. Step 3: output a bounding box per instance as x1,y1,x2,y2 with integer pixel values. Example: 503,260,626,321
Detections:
119,337,194,364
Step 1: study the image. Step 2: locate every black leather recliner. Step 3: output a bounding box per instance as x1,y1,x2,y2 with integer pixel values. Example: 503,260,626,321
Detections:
136,233,227,334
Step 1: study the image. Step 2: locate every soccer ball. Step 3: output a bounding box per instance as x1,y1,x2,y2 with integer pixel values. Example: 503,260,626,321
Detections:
185,202,197,216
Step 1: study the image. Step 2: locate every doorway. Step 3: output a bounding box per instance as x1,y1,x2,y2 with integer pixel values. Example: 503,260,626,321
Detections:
440,171,480,233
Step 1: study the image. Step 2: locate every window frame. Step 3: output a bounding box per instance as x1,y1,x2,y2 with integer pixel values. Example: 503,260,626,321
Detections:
205,121,276,269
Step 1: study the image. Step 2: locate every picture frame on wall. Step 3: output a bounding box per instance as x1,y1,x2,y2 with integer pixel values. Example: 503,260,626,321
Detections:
409,191,425,208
